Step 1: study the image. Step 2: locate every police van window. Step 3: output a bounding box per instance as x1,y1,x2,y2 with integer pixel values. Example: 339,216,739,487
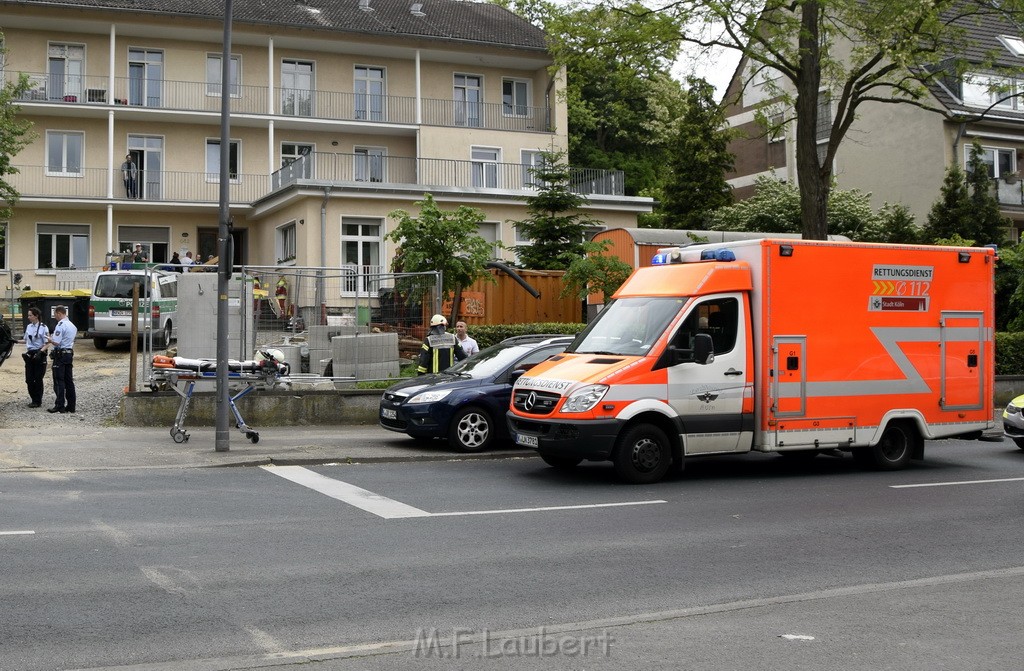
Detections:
672,297,738,355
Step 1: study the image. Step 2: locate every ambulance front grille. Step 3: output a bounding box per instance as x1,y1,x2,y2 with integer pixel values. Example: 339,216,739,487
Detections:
512,390,561,415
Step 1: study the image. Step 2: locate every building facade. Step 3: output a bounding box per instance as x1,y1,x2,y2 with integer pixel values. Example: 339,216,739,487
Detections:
0,0,652,292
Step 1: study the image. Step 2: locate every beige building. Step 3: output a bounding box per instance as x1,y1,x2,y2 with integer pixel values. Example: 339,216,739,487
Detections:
0,0,652,290
722,15,1024,244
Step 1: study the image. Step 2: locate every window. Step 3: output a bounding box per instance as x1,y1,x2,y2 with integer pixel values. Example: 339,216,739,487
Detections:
341,218,382,294
206,139,240,181
502,78,530,117
128,48,163,107
742,63,781,108
37,224,89,270
671,297,739,356
207,53,240,97
477,221,499,259
281,143,314,179
46,131,83,176
354,66,385,121
816,91,831,166
998,35,1024,58
471,147,500,188
47,43,84,101
281,60,314,116
118,226,169,264
454,74,482,127
962,74,1017,110
968,145,1015,179
277,221,297,264
520,150,546,188
354,147,386,182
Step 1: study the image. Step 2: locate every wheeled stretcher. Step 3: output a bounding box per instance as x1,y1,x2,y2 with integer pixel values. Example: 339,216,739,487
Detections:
151,353,290,444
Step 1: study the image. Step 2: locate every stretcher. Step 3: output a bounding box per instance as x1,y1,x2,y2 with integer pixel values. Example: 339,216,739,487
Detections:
151,352,290,444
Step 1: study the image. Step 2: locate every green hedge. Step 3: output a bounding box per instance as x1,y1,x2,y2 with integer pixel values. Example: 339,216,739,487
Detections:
470,322,587,349
996,332,1024,375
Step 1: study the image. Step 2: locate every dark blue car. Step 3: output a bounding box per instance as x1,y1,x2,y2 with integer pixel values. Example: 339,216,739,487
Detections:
379,335,573,451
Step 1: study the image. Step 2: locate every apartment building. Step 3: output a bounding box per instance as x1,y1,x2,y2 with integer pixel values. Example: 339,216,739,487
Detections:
0,0,652,292
722,12,1024,243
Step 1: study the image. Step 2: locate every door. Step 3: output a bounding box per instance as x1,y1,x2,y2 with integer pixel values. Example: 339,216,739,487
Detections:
771,336,807,417
665,295,750,454
454,74,482,127
354,66,385,121
128,136,163,200
281,60,313,116
940,311,985,410
128,49,163,107
198,228,247,269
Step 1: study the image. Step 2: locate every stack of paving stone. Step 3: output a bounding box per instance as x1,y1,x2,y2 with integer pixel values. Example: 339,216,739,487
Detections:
330,331,400,381
308,324,367,375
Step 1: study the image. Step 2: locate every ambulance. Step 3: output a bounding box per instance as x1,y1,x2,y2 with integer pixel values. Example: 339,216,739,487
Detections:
507,239,995,483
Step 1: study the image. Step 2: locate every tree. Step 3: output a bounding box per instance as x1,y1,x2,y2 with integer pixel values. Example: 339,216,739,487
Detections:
386,194,496,306
511,151,600,269
599,0,1024,239
922,142,1008,245
0,34,35,234
660,77,736,229
561,239,634,299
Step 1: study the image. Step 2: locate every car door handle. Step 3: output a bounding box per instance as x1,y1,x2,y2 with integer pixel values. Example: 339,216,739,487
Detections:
724,368,743,376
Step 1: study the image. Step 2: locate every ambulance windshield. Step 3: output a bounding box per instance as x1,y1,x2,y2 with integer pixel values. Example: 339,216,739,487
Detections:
566,297,685,356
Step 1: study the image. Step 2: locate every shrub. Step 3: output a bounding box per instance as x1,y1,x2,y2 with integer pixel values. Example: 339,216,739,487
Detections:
996,332,1024,376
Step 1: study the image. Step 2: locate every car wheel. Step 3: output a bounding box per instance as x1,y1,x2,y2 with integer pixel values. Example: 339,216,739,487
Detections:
857,421,918,470
448,406,493,452
1014,437,1024,451
155,321,172,349
613,423,671,484
540,453,583,470
93,337,108,350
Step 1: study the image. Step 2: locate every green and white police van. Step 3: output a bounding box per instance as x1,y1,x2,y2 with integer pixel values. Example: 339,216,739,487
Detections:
88,268,178,349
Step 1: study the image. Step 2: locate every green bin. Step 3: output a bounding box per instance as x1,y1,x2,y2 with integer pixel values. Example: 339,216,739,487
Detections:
356,305,371,326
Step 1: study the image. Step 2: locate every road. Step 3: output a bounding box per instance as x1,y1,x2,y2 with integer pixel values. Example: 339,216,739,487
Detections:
2,438,1022,670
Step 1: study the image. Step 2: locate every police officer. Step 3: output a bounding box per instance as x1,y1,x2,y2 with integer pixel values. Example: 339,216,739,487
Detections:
21,306,49,408
417,314,466,375
47,305,77,414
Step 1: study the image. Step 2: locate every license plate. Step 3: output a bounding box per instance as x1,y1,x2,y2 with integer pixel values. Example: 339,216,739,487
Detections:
381,408,397,420
515,433,538,448
110,309,132,316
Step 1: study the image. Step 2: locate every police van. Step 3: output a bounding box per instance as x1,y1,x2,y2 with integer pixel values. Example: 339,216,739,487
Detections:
88,268,178,349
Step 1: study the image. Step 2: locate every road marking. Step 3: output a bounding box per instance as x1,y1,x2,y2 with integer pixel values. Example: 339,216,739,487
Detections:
261,465,666,519
891,476,1024,489
0,530,35,536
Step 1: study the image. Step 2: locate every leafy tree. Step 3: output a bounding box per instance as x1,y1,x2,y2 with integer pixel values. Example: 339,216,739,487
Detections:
660,77,736,230
995,243,1024,332
511,151,600,270
561,239,633,300
386,194,496,304
923,142,1008,245
600,0,1024,239
0,34,35,235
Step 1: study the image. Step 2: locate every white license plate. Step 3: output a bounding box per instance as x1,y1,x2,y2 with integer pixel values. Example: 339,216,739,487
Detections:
515,433,538,448
381,408,397,420
110,309,132,316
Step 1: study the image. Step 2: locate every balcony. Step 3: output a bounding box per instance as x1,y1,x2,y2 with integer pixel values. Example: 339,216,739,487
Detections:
993,176,1024,208
8,71,553,132
271,152,625,196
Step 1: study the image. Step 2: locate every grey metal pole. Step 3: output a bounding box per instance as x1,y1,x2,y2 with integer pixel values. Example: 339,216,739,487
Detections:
215,0,234,452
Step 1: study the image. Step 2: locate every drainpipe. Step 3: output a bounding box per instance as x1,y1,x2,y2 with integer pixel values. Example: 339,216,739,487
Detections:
315,185,331,324
952,121,967,167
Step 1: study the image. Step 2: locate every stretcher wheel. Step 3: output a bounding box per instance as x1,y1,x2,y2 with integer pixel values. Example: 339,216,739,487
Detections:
248,432,260,444
172,430,188,444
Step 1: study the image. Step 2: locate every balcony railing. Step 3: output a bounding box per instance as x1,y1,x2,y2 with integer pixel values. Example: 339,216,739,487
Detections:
7,71,553,131
9,166,268,203
272,152,624,196
992,177,1024,207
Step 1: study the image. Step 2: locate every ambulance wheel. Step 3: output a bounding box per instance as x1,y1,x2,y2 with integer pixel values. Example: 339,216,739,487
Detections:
859,421,917,470
93,337,108,350
613,424,671,484
449,406,493,452
540,453,583,470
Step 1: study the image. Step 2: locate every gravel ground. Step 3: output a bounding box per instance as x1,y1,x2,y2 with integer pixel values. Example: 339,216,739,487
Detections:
0,338,143,430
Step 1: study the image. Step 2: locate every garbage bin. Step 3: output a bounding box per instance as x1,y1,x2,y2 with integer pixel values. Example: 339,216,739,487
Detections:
70,289,91,334
19,290,78,333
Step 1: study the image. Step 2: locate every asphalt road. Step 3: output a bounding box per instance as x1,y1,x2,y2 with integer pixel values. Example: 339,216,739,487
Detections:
1,439,1022,671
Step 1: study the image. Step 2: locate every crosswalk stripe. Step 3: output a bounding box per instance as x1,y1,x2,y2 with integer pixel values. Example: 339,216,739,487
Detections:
261,465,431,519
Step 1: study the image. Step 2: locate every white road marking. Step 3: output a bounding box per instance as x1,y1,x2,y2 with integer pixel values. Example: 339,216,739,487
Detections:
780,634,815,641
261,465,666,519
891,476,1024,489
0,530,35,536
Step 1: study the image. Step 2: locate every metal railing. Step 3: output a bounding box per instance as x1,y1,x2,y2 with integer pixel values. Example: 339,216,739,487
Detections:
992,178,1024,207
8,71,553,131
273,152,625,196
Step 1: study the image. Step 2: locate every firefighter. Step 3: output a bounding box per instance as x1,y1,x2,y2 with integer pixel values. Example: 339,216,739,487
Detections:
417,314,466,375
275,275,289,318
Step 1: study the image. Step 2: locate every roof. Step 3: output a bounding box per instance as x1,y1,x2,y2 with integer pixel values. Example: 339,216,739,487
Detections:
0,0,549,51
594,227,851,246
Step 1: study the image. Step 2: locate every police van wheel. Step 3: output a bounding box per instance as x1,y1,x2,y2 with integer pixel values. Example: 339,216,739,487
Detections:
155,322,172,349
93,337,108,350
449,406,493,452
613,424,671,484
540,453,583,470
860,421,917,470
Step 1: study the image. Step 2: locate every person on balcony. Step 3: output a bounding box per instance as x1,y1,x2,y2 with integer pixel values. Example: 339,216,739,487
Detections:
121,154,139,198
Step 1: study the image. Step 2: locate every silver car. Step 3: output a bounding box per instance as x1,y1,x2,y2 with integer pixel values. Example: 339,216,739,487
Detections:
1001,394,1024,450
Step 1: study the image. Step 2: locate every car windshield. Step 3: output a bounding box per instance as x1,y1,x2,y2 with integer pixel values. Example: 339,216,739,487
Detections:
445,341,552,379
94,275,151,299
567,296,685,356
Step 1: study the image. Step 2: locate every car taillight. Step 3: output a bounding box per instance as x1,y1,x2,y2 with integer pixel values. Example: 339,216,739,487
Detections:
151,304,160,320
88,305,95,318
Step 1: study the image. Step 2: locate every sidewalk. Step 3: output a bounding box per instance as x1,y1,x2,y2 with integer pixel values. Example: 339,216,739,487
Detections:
0,424,535,472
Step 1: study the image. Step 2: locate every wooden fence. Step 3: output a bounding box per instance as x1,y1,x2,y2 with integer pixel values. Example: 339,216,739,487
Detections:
441,268,582,325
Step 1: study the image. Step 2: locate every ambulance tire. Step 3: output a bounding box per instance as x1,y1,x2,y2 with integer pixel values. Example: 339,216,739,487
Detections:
858,421,917,470
613,424,671,484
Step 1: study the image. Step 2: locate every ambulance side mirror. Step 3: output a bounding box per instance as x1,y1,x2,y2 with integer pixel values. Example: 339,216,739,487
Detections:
693,333,714,365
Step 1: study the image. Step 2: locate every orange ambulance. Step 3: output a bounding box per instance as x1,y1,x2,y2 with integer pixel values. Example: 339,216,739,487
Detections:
507,239,995,483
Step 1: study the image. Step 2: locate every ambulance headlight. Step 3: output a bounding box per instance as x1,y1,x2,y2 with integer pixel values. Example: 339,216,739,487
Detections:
561,385,609,413
407,389,452,404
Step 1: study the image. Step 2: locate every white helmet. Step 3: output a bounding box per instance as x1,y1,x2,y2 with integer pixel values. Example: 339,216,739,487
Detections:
430,314,447,326
257,348,285,362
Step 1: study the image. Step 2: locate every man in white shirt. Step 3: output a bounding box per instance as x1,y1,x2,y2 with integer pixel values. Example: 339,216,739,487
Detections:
180,251,195,272
454,321,479,356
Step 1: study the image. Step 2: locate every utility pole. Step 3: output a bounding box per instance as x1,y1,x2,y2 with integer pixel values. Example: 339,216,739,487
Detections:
215,0,234,452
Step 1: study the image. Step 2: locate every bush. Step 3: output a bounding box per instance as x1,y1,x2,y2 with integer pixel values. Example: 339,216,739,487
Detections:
469,322,587,349
996,332,1024,376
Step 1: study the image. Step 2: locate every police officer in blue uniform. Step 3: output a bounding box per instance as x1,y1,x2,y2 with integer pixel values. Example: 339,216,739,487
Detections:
21,306,50,408
47,305,77,414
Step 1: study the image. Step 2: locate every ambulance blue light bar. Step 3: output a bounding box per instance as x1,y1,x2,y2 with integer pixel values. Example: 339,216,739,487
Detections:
652,247,736,264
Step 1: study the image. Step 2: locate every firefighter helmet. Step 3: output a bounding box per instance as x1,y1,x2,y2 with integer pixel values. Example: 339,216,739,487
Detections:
430,314,447,326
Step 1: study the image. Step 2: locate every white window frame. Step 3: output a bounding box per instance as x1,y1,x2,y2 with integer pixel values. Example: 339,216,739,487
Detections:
36,223,90,271
354,65,386,121
471,146,500,188
477,221,500,260
277,220,297,265
0,222,7,270
520,149,546,188
45,130,84,176
127,47,164,107
47,42,85,101
281,142,314,179
998,35,1024,58
117,226,170,265
281,59,315,116
354,146,387,183
340,217,383,296
206,138,240,182
502,78,531,117
206,53,241,97
454,73,483,127
967,144,1016,179
962,73,1017,110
